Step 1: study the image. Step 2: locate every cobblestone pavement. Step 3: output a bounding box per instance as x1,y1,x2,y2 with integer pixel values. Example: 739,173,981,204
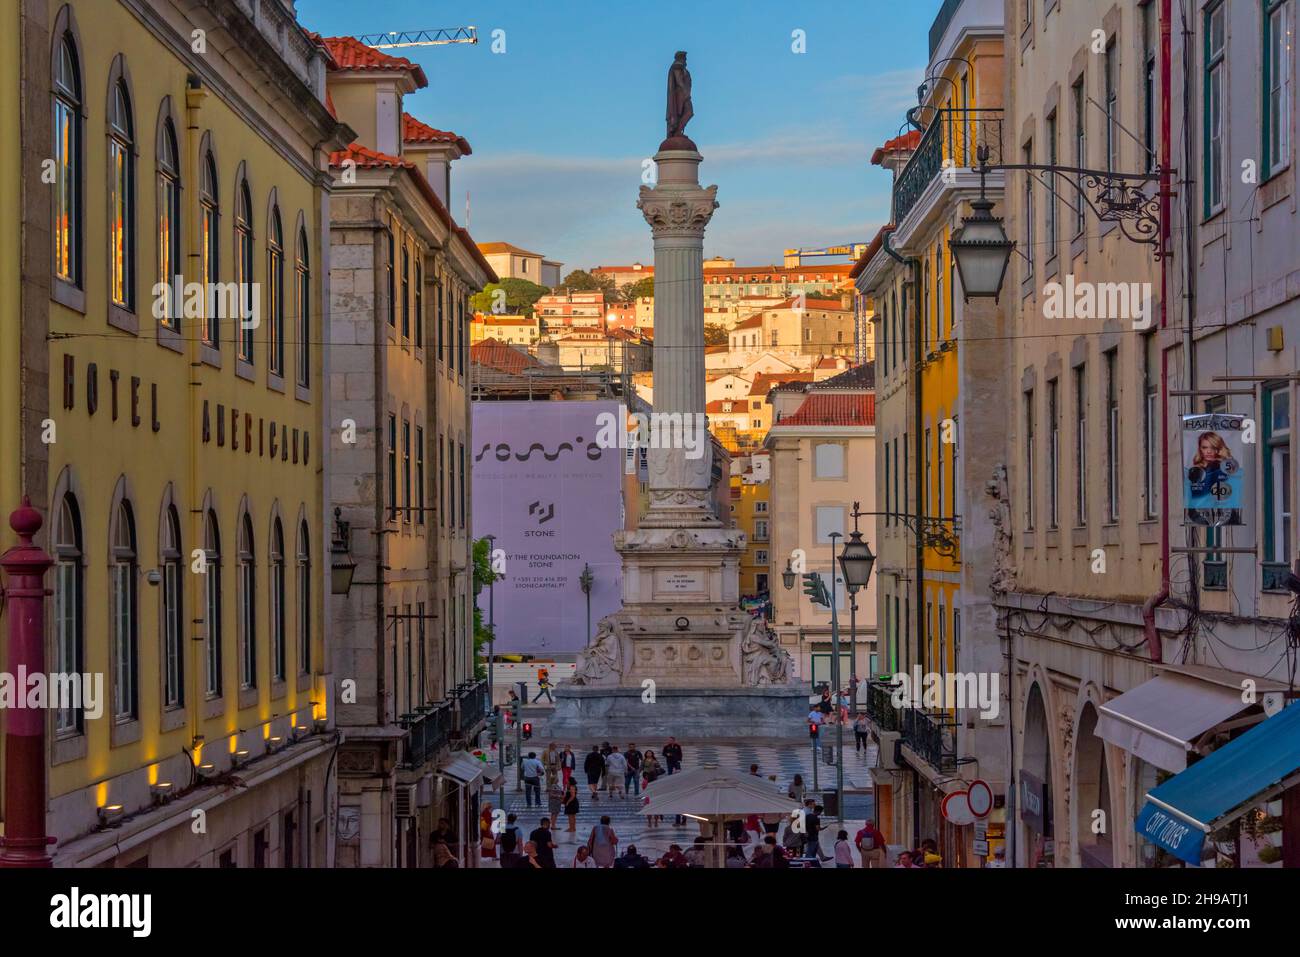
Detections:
482,734,879,866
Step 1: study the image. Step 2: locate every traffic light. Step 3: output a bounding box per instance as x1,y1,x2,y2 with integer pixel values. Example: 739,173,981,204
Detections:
809,721,820,739
801,572,828,607
522,721,533,741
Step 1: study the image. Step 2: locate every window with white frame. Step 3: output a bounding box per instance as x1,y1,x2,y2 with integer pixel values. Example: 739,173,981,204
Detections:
1204,1,1226,213
1265,0,1293,177
1265,384,1292,565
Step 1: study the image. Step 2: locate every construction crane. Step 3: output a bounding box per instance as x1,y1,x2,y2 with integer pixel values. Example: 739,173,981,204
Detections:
783,243,869,267
358,28,477,49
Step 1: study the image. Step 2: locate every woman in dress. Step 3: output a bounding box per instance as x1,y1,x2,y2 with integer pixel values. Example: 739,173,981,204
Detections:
563,779,581,837
479,802,496,861
587,814,618,867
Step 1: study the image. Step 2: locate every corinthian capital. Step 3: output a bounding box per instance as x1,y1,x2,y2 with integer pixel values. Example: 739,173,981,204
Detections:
637,184,719,237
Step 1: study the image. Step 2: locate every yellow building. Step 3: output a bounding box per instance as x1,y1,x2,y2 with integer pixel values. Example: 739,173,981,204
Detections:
860,0,1009,866
470,314,539,348
33,0,351,868
729,452,772,598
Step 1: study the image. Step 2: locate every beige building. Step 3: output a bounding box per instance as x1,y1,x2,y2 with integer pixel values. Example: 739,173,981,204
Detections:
766,367,878,687
324,34,496,869
476,241,561,288
536,329,651,374
470,314,539,348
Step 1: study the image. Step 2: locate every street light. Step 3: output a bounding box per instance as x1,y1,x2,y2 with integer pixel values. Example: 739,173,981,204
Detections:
948,150,1015,302
827,531,844,825
839,504,876,714
782,559,796,591
329,507,356,596
579,562,594,644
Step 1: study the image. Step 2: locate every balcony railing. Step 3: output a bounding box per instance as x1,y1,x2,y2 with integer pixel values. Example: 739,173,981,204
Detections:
865,679,902,733
893,108,1004,227
901,707,958,772
452,678,490,736
400,701,453,769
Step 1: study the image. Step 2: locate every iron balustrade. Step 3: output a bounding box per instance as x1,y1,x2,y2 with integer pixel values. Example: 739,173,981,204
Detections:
893,108,1004,227
865,679,902,733
452,678,489,735
901,707,958,772
400,701,453,769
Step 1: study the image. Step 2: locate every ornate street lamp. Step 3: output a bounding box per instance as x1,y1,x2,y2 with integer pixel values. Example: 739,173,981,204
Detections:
782,559,796,591
837,530,876,592
330,507,356,596
948,148,1015,303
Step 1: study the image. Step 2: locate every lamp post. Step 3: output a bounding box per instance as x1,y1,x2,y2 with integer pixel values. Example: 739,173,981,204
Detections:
838,503,877,715
579,562,594,644
827,531,844,825
329,507,356,596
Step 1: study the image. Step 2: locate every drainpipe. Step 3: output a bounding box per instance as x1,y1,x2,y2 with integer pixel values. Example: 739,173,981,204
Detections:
0,500,54,867
185,77,207,744
1142,0,1174,664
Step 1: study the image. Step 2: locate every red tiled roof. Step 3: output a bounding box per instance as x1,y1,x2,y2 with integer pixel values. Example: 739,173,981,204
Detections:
732,315,764,330
772,393,875,428
403,113,471,154
871,130,921,166
749,371,813,397
471,339,541,375
328,142,410,170
320,36,428,86
850,224,894,279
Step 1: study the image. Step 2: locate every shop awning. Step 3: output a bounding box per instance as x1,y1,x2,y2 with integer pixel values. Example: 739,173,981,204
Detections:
436,752,487,788
1135,701,1300,865
1096,672,1247,772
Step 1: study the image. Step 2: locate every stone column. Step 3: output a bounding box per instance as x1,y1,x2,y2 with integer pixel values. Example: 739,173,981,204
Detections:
637,146,718,528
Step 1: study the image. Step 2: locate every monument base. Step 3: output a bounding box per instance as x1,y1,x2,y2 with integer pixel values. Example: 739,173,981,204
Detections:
547,683,813,740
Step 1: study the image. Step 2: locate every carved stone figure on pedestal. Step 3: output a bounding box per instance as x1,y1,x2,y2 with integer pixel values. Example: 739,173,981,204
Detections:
571,616,625,686
740,615,793,686
665,51,694,141
986,463,1016,594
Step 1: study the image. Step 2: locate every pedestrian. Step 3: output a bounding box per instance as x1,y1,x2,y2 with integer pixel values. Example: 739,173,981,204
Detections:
683,836,709,867
834,829,855,868
657,844,689,868
543,741,561,789
433,838,459,868
529,816,557,868
662,736,683,774
787,773,806,804
920,837,942,868
781,817,802,855
499,812,522,866
560,744,576,789
584,745,605,801
807,707,825,735
853,712,869,751
855,818,886,868
587,814,618,867
604,746,627,798
514,841,543,869
641,750,663,826
479,802,497,861
748,763,760,777
802,800,830,862
520,750,544,808
598,741,613,791
571,844,597,868
547,781,563,824
624,743,642,796
895,850,915,869
563,779,581,837
986,845,1007,868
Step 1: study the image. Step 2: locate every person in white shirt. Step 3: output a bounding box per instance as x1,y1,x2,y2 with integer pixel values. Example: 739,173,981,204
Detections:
520,752,545,808
572,845,597,868
604,746,628,798
834,830,855,868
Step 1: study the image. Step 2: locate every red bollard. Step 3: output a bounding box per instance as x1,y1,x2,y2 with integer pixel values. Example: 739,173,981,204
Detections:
0,496,55,867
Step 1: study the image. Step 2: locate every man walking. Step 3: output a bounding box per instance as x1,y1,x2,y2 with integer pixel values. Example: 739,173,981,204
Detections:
521,751,544,808
855,818,886,868
532,667,554,704
853,713,869,752
528,816,557,868
605,746,628,798
662,737,683,774
584,745,606,801
624,744,642,796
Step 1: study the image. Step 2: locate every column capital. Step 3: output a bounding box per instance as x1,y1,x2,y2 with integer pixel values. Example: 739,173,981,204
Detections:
637,183,718,239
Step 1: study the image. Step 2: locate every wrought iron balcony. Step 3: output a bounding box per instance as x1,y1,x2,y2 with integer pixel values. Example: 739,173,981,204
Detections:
901,707,958,772
893,108,1003,227
400,701,453,769
865,679,903,733
452,678,490,736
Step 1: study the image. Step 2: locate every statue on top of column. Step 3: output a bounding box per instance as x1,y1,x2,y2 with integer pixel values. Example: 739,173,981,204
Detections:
666,51,694,140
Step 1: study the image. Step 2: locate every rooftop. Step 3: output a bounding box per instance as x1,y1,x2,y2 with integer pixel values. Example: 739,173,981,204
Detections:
403,113,471,154
319,35,428,86
772,392,875,429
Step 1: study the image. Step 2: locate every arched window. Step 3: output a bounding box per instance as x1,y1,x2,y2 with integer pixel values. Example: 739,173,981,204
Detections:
236,180,254,362
268,205,284,375
53,32,82,286
157,118,181,328
161,504,183,707
111,499,138,721
297,520,311,674
204,509,222,697
200,152,219,346
296,227,309,388
270,517,285,681
53,493,84,734
108,80,135,309
238,513,256,689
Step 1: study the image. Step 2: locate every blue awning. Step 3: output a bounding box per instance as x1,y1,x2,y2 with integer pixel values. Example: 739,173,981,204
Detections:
1135,701,1300,865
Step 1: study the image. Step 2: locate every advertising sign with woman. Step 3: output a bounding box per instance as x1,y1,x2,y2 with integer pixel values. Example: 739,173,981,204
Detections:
1181,413,1247,526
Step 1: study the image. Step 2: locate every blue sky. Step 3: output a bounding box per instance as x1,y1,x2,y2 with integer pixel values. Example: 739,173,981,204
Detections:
299,0,939,271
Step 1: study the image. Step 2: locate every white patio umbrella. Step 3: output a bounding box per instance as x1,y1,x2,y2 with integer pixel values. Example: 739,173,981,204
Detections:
639,766,797,868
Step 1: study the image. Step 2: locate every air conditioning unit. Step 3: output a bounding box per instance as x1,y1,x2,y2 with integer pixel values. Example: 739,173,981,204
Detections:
877,730,902,770
416,774,434,809
394,784,417,818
